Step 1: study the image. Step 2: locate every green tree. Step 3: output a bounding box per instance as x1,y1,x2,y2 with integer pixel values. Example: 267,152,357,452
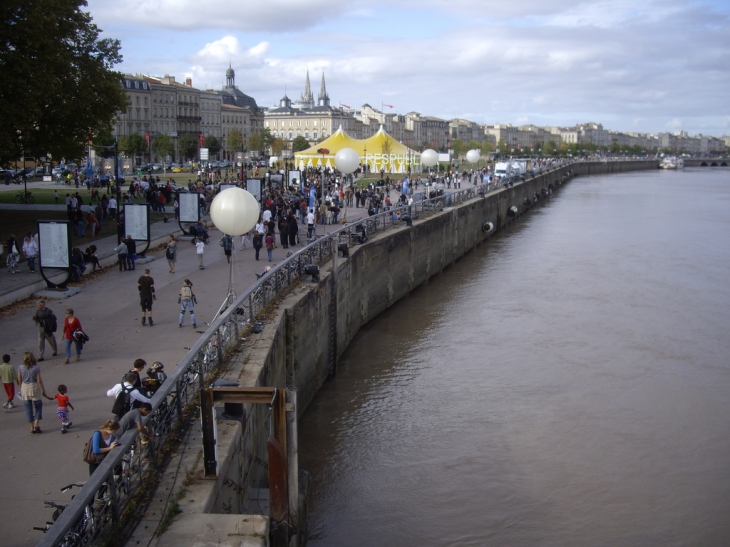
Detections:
0,0,128,165
291,135,309,152
226,129,243,157
178,133,198,161
152,133,174,162
451,138,466,160
204,135,221,158
467,139,480,152
481,141,495,155
247,130,264,155
544,140,557,156
93,130,117,159
261,127,274,150
121,132,147,164
497,139,507,156
270,137,286,156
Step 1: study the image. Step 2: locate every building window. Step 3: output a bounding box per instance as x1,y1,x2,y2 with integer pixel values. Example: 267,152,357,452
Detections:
313,131,318,139
314,120,318,126
305,131,310,139
322,131,328,138
265,121,269,127
298,121,301,127
305,120,309,126
288,132,293,140
289,121,293,127
322,121,327,127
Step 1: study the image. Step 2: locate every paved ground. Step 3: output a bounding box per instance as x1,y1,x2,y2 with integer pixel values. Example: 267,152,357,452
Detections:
0,177,396,546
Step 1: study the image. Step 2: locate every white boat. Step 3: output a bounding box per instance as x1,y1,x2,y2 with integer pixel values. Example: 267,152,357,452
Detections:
660,157,684,169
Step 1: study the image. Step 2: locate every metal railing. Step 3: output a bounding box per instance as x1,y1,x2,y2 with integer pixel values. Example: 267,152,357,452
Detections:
38,168,571,546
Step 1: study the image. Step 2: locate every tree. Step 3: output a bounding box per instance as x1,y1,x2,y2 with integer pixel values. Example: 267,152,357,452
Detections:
481,141,495,155
178,133,198,162
247,130,264,155
467,140,480,153
0,0,128,165
227,129,243,157
121,133,146,164
544,140,557,156
497,139,507,156
270,138,286,156
93,130,117,159
451,138,466,160
152,133,174,162
204,135,221,158
291,136,309,152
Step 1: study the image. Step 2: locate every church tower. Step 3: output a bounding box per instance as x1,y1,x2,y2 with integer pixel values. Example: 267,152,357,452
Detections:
300,70,314,109
317,72,330,107
225,63,235,88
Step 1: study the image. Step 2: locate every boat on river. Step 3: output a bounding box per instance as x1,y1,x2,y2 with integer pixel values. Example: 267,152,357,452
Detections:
660,157,684,169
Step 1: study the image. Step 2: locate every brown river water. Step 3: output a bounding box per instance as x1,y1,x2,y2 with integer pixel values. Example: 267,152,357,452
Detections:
298,168,730,547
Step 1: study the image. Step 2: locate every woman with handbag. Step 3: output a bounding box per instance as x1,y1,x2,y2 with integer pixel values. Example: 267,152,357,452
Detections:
5,234,20,273
87,420,120,476
17,352,50,433
63,308,84,363
165,234,177,273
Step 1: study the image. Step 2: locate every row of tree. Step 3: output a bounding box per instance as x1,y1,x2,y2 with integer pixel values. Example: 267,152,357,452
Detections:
450,138,657,160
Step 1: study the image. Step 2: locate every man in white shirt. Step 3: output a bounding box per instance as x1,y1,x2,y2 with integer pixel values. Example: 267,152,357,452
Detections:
306,210,315,238
195,237,205,269
107,373,152,420
108,196,117,219
262,209,272,223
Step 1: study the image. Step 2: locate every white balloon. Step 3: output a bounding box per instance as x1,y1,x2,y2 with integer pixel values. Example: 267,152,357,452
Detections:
210,188,260,236
466,149,480,164
335,148,360,174
421,149,438,167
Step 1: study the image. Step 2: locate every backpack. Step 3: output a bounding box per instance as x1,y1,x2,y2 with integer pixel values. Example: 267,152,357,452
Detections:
181,286,193,302
111,384,133,418
43,313,57,334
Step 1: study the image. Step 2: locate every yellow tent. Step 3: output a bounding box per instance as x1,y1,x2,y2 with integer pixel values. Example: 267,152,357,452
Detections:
295,125,419,174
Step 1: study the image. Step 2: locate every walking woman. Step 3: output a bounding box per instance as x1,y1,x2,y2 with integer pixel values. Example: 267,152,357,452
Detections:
165,234,177,273
18,352,50,433
63,308,83,363
88,420,120,476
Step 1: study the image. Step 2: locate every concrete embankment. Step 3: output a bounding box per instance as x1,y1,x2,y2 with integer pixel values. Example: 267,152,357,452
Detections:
156,160,657,546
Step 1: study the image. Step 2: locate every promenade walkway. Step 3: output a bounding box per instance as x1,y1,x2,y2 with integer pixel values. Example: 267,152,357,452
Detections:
0,178,384,546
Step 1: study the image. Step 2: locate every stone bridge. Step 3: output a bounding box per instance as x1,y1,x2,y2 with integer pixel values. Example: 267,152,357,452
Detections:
683,158,730,167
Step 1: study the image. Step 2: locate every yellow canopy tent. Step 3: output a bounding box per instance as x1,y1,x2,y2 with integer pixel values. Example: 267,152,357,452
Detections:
294,125,419,174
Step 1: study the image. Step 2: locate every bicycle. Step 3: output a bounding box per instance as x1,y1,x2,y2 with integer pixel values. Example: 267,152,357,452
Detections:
15,191,35,204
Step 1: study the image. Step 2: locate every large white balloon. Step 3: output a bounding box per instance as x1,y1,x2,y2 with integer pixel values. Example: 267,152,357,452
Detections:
334,148,360,174
210,188,260,236
421,149,438,167
466,149,480,164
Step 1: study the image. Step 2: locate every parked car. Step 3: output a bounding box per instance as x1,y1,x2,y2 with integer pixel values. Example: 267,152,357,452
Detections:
171,166,188,173
152,163,162,170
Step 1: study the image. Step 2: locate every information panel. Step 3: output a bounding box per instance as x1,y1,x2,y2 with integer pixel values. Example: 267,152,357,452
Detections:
38,221,70,268
219,184,236,193
246,179,262,202
288,170,301,188
124,204,149,241
179,192,199,223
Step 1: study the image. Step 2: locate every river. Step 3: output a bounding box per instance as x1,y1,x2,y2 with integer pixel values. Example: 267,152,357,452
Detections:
298,168,730,547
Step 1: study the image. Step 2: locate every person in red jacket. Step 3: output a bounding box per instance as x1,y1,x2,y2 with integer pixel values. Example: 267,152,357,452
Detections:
62,308,83,364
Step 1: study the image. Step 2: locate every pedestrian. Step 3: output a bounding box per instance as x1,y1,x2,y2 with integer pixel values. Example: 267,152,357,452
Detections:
138,268,156,326
62,308,83,363
5,234,20,273
252,231,263,261
125,235,137,270
195,236,205,269
115,239,128,271
221,234,233,263
278,215,289,249
165,234,177,273
1,354,17,410
33,300,58,361
107,373,152,420
54,190,59,204
108,195,117,219
18,352,49,433
52,384,74,433
178,279,197,328
265,232,275,262
118,402,153,440
126,358,146,389
288,213,298,247
88,420,120,476
22,232,38,273
306,210,315,239
147,361,168,386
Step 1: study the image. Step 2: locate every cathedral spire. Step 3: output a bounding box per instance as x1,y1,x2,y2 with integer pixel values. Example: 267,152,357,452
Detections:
318,72,330,107
301,70,313,107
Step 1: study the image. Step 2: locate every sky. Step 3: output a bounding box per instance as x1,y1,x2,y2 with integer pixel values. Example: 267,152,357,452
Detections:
85,0,730,138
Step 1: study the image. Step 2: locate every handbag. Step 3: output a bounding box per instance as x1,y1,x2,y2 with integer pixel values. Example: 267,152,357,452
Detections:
166,248,174,260
132,253,138,260
83,433,103,464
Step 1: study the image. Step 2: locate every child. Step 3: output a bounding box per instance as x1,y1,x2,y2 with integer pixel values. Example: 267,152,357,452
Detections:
0,354,16,410
53,384,74,433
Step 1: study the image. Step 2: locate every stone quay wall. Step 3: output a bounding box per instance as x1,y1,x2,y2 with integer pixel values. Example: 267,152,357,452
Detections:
158,160,657,545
